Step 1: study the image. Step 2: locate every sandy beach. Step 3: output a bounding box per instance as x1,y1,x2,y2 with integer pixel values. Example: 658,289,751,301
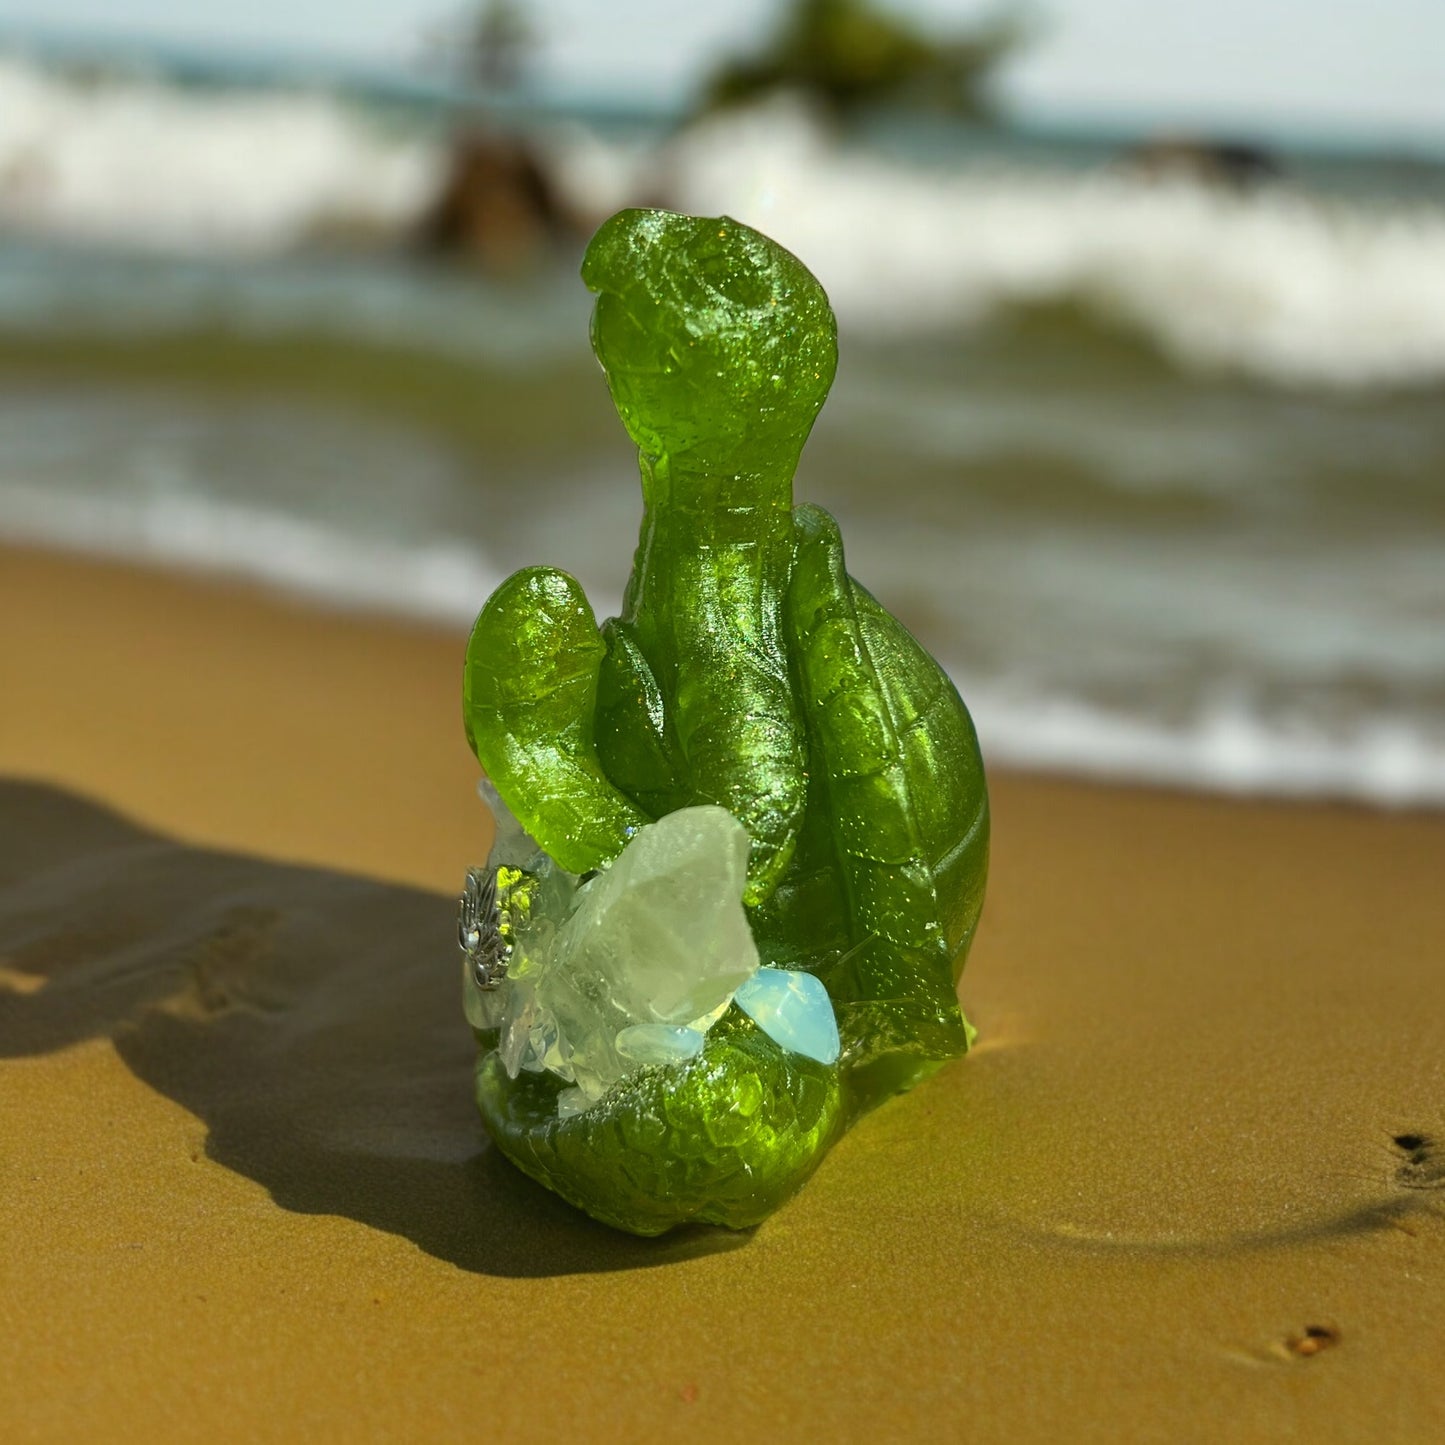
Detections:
3,541,1444,1441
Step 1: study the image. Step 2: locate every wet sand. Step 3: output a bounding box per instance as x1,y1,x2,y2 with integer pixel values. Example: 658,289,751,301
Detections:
3,543,1443,1441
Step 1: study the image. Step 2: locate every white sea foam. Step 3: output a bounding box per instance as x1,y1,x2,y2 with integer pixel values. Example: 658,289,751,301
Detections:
0,54,441,252
0,478,505,624
959,680,1445,808
4,59,1444,387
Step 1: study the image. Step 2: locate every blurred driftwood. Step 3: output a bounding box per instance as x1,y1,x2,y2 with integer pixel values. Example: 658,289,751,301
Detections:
415,130,578,269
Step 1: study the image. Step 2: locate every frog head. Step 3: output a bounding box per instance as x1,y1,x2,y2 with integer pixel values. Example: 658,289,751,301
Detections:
582,209,838,474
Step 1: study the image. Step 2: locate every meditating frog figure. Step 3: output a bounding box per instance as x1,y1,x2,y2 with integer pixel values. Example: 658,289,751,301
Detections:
461,209,989,1235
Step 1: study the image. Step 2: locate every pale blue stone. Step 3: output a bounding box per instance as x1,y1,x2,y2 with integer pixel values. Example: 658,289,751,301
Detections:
733,967,840,1065
615,1023,705,1067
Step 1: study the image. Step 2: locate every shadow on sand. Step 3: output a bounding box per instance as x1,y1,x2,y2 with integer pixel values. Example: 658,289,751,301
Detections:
0,779,746,1277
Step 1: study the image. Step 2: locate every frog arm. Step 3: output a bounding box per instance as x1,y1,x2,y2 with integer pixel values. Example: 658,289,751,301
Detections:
596,601,805,901
463,566,647,875
594,617,687,821
745,772,853,973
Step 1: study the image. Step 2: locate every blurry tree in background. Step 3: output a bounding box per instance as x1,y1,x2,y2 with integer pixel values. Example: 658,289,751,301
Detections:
700,0,1032,123
414,3,574,269
421,0,536,95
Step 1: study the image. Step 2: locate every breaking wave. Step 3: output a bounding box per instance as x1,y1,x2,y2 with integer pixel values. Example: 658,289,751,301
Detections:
960,682,1445,808
4,463,1442,810
0,53,441,252
647,100,1445,390
3,57,1445,388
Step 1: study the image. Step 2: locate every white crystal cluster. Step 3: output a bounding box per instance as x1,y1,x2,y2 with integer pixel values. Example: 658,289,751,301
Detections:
464,783,841,1120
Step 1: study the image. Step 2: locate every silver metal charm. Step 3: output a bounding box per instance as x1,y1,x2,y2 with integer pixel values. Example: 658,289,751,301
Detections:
459,866,510,990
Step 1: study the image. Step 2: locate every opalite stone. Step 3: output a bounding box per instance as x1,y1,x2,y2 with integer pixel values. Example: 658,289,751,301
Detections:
615,1023,705,1066
495,804,760,1111
733,967,841,1065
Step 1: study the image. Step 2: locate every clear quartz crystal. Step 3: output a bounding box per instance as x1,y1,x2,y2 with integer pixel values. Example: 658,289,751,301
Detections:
499,969,541,1078
489,803,762,1112
475,778,583,1077
462,965,507,1031
552,804,759,1026
480,777,535,868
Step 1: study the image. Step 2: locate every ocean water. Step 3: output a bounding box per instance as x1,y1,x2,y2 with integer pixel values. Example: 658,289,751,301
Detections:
2,52,1444,805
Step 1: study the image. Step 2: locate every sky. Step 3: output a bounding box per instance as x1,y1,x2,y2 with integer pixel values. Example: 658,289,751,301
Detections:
1,0,1441,144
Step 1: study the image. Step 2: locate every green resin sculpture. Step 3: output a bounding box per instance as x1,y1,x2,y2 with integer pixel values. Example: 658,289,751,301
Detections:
461,209,988,1235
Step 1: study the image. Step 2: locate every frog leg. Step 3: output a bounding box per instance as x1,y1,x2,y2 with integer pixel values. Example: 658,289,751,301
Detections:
786,504,989,1096
851,583,990,978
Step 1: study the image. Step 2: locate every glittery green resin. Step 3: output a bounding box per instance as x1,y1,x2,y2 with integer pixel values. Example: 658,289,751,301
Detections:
464,209,989,1235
